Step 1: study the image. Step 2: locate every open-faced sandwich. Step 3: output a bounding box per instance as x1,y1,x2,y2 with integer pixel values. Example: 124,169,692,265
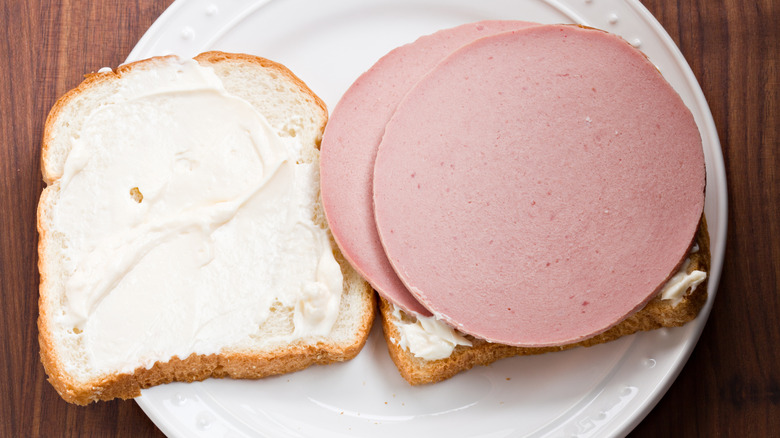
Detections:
319,22,709,384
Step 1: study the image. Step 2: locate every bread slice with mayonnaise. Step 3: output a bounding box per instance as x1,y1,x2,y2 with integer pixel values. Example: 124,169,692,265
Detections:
380,217,709,385
37,52,374,405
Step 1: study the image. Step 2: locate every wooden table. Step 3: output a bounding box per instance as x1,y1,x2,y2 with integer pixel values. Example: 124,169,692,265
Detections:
1,1,776,436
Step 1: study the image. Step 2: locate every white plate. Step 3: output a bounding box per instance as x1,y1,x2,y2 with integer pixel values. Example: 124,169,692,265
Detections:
128,1,727,436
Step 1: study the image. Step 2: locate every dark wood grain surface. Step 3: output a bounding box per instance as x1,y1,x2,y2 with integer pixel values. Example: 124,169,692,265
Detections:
1,1,776,436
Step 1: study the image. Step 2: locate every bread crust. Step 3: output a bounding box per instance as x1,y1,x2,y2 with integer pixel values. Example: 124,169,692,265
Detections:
41,326,375,406
380,215,711,385
38,52,373,405
192,51,328,148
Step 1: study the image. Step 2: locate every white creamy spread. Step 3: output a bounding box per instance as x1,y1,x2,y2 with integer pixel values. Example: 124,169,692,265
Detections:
51,58,343,375
391,306,472,360
659,258,707,307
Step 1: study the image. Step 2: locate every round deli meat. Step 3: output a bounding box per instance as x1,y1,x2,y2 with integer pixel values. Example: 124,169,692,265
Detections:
320,20,538,315
373,25,706,347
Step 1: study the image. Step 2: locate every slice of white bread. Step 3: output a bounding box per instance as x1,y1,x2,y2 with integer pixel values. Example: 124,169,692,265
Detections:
380,216,709,385
37,52,374,405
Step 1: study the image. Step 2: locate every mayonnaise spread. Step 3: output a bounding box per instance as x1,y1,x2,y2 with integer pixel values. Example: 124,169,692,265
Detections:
391,306,472,360
51,58,342,375
659,258,707,307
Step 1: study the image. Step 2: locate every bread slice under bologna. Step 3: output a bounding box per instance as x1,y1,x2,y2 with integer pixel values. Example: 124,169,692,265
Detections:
381,217,709,385
321,23,708,383
38,52,374,405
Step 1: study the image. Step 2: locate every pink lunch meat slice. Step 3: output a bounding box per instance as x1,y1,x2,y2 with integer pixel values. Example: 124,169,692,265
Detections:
373,25,705,346
320,20,540,315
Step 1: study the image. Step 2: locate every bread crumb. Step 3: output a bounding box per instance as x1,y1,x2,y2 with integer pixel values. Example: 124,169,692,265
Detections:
129,187,143,203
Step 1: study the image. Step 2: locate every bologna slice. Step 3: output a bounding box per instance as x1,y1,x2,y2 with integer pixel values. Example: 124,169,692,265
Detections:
320,20,537,315
373,25,705,346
